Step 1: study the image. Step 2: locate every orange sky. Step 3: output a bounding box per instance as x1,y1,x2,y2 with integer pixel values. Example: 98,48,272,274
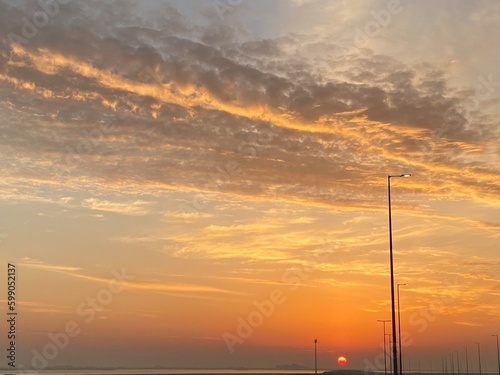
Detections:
0,0,499,371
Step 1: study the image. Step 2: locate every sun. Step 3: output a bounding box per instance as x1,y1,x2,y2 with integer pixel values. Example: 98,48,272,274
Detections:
337,356,347,365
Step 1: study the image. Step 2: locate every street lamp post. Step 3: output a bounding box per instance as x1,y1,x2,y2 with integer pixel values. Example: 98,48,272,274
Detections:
314,339,318,375
378,320,391,375
464,347,469,375
455,350,460,375
474,342,482,375
387,334,393,374
388,174,411,375
398,283,408,375
493,335,500,375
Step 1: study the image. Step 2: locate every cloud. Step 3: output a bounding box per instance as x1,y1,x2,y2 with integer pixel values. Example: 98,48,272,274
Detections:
81,198,152,216
0,299,69,314
19,258,238,295
453,321,482,327
162,210,214,222
0,1,498,238
21,259,81,272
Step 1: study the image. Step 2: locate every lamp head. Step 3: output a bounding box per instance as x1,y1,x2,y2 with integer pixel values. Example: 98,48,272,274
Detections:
388,174,412,178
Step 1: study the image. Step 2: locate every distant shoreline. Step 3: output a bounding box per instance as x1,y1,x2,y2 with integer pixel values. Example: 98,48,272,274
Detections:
1,370,496,375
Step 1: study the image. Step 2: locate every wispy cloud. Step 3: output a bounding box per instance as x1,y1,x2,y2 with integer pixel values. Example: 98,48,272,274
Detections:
81,198,152,216
453,321,483,327
18,258,238,295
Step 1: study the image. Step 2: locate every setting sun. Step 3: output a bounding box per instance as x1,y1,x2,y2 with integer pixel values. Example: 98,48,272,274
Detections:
338,356,347,365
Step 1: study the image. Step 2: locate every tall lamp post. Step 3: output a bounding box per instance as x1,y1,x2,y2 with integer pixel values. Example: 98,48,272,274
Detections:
388,174,411,375
387,334,393,374
464,347,469,375
397,283,408,375
378,319,391,375
314,339,318,375
493,335,500,375
474,342,482,375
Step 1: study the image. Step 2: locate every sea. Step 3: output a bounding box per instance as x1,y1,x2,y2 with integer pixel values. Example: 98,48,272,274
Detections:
3,370,321,375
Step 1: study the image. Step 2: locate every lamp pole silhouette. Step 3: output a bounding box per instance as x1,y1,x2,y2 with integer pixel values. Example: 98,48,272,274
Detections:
455,350,460,375
388,174,411,375
493,335,500,375
464,347,469,375
474,342,482,375
397,283,408,375
378,319,391,375
314,339,318,375
387,334,393,374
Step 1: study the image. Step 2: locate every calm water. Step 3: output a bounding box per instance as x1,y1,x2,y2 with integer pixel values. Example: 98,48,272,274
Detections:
9,370,320,375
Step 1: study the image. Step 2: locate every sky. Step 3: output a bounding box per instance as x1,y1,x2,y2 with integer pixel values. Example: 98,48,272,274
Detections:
0,0,499,371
